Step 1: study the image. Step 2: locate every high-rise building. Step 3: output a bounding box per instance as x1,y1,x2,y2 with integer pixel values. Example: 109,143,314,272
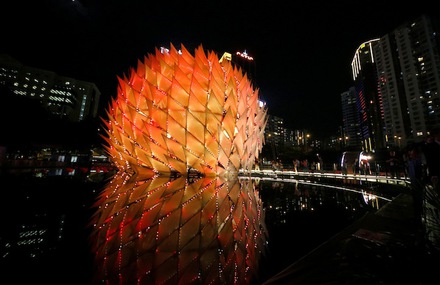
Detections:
264,115,284,160
346,14,440,150
341,86,362,149
375,15,440,146
351,38,386,152
0,54,100,122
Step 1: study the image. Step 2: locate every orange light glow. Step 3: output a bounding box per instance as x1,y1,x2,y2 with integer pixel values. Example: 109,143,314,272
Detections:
91,43,268,285
91,175,267,285
102,43,267,178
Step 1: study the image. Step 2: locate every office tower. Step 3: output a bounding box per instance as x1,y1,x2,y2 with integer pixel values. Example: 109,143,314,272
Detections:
375,15,440,146
0,54,100,122
261,115,284,160
341,86,362,149
351,39,386,152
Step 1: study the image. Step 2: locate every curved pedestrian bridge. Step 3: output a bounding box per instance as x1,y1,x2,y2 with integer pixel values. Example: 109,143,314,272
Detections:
240,169,410,187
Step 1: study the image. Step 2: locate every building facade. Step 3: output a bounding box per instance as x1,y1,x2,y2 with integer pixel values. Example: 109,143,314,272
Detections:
375,15,440,147
341,86,362,149
351,39,386,152
346,14,440,151
0,54,100,122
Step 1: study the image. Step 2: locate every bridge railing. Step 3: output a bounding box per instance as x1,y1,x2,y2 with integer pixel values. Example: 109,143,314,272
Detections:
240,168,410,186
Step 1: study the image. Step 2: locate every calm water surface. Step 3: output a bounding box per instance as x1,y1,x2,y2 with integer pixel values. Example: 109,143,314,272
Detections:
256,178,390,282
0,172,391,284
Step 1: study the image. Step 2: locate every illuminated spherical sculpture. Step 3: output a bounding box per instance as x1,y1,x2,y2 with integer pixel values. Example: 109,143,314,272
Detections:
103,43,267,177
90,44,268,284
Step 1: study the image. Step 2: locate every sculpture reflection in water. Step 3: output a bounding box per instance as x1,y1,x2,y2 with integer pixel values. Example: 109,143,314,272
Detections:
90,43,268,284
90,174,266,284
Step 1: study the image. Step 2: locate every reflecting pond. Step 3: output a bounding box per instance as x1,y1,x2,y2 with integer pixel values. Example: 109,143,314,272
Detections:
0,172,391,284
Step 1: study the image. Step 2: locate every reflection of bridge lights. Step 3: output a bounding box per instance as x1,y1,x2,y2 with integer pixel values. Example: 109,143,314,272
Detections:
362,190,378,204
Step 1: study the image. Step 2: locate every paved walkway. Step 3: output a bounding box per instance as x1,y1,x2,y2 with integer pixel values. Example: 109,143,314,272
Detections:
261,192,440,285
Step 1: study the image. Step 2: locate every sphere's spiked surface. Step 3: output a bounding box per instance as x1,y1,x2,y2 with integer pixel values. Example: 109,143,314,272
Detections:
103,43,267,177
91,44,268,284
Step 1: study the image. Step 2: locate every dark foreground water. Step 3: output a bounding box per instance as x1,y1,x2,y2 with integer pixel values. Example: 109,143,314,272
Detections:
0,172,393,284
255,178,392,283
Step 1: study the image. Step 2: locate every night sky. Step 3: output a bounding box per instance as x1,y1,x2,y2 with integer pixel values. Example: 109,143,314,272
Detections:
1,0,438,138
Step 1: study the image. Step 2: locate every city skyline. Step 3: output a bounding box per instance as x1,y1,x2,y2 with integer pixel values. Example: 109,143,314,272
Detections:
2,0,438,139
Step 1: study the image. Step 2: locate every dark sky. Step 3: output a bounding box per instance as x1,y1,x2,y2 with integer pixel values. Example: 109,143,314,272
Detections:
1,0,438,138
